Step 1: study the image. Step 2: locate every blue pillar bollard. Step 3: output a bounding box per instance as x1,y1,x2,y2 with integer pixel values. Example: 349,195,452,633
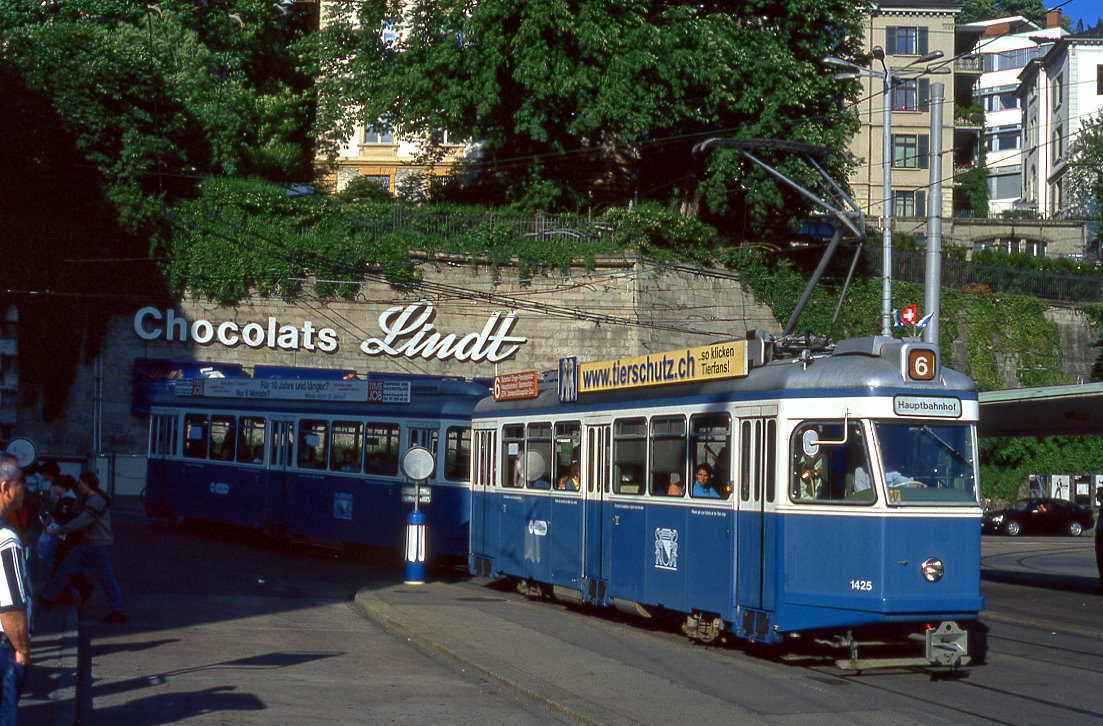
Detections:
404,508,427,585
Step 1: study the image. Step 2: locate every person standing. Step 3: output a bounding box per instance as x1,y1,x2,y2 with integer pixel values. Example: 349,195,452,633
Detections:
0,454,31,725
40,472,126,624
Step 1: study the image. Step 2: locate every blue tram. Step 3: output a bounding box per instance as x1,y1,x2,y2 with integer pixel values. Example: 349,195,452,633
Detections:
469,333,983,668
145,374,488,557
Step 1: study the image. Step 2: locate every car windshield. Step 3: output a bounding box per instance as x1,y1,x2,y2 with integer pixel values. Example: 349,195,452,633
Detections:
873,422,978,504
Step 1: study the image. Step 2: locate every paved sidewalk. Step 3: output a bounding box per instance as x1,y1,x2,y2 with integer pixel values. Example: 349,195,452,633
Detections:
22,573,80,726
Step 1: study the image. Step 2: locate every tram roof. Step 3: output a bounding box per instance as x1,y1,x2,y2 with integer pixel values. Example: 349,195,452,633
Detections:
476,339,976,414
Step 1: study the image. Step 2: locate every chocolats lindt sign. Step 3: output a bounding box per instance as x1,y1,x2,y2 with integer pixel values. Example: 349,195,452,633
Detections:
133,301,526,363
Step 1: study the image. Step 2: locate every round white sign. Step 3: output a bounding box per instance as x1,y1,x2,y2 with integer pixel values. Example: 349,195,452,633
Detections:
4,437,38,468
401,446,436,482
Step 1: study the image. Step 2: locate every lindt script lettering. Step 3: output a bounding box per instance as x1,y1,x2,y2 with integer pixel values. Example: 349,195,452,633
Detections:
360,302,526,363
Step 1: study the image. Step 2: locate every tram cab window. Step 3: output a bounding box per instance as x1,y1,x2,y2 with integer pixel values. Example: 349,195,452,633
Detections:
651,416,687,497
553,422,581,491
444,427,471,481
330,421,364,473
364,424,399,475
526,424,553,489
236,417,266,464
297,420,329,469
183,414,209,459
613,418,647,495
690,413,732,500
790,421,874,504
873,422,978,503
501,424,526,488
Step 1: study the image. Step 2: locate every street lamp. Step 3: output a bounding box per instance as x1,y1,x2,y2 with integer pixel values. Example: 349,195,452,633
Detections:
825,48,944,336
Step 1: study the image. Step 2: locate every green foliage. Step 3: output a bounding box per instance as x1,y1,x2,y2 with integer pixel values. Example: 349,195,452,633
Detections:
957,0,1048,24
165,180,731,303
0,0,316,241
979,436,1103,502
1065,111,1103,235
309,0,863,242
999,209,1040,220
970,248,1101,277
956,165,990,219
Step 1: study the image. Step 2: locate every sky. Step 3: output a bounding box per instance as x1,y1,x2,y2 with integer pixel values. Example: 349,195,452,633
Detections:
1056,0,1103,28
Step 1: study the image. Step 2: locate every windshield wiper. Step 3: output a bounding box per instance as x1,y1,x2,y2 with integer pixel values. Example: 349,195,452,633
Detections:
918,425,970,467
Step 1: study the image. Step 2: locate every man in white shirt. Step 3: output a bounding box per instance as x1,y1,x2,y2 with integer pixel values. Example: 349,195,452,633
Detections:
0,453,31,725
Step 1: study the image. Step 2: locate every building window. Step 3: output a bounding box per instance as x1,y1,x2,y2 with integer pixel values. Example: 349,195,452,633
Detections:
986,130,1019,152
362,127,395,145
893,189,926,218
1098,64,1103,95
1052,73,1063,109
1052,125,1064,164
891,78,930,111
885,26,928,56
987,170,1021,199
891,134,929,169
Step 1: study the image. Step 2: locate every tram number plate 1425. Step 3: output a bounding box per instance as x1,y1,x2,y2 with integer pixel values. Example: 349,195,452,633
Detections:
850,579,873,591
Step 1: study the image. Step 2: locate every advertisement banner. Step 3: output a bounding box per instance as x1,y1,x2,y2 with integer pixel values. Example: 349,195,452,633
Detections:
577,341,747,394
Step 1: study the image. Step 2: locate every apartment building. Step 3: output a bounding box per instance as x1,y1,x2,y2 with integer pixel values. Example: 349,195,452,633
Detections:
847,1,981,223
1018,26,1103,219
960,14,1066,215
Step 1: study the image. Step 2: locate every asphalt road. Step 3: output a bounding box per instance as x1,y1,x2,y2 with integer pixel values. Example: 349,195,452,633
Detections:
79,509,1103,725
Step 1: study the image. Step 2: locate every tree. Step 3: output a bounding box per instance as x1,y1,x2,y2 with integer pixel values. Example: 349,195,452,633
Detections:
309,0,864,242
1065,112,1103,237
0,0,317,417
0,0,316,240
957,0,1049,25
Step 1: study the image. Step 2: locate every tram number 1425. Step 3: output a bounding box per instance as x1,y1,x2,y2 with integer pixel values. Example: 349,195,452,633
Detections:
850,579,874,591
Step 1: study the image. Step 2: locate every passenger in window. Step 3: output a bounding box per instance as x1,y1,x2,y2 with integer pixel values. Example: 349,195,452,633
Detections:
338,449,358,472
795,450,825,499
666,473,684,497
555,462,580,491
691,464,721,498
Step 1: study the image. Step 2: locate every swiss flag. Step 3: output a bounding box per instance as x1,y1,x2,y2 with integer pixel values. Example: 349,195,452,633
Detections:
901,304,918,326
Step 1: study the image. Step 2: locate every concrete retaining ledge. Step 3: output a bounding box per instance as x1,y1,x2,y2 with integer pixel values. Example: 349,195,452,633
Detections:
353,585,636,726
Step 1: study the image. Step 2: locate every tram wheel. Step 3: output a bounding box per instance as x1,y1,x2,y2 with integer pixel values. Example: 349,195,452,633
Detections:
1067,521,1083,537
1004,520,1021,537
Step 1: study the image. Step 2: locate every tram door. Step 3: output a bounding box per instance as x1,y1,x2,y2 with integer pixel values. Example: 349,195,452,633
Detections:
582,423,611,601
266,418,294,533
735,415,777,613
470,429,498,559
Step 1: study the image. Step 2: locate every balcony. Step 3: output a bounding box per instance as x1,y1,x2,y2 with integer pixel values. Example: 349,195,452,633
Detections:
955,55,983,74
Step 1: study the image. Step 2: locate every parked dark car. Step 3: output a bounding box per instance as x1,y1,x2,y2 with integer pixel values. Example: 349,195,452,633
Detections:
983,498,1095,537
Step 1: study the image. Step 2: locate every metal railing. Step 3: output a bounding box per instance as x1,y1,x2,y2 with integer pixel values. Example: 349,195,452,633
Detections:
868,249,1103,303
355,207,615,243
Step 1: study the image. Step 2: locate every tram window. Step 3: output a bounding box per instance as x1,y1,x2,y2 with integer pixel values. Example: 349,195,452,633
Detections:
364,424,399,475
690,413,731,499
873,422,977,503
790,421,874,504
650,416,686,497
740,421,751,501
525,423,553,489
330,421,364,473
613,418,646,495
553,422,581,491
183,414,209,459
444,427,471,481
209,415,236,461
502,424,525,488
236,417,266,464
297,420,328,469
765,420,777,502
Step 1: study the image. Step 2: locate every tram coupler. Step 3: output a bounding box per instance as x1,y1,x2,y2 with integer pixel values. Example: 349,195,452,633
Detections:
824,622,971,671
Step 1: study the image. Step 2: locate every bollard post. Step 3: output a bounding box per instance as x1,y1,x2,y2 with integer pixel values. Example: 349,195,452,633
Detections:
404,507,426,585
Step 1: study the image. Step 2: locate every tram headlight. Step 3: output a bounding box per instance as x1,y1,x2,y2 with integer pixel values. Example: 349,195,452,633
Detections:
921,557,945,583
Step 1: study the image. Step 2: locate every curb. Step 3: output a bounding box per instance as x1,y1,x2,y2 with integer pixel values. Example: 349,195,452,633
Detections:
353,586,637,726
